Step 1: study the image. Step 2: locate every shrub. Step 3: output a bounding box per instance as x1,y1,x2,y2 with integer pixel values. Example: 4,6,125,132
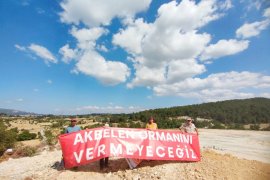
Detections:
17,130,37,141
250,124,260,130
0,122,17,155
129,122,142,128
13,145,37,157
44,130,56,145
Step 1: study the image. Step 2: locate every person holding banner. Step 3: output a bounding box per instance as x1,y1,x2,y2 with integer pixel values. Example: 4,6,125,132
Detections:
179,118,198,135
65,118,81,170
65,118,81,133
100,122,110,170
126,116,158,169
146,116,158,130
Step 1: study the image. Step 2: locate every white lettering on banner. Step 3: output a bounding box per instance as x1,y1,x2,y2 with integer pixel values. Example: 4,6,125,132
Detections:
156,146,165,157
148,131,155,140
94,130,102,140
136,145,144,156
74,150,84,163
110,143,123,156
146,146,153,157
85,131,93,141
168,147,174,158
166,133,174,142
73,129,194,145
118,130,125,138
71,143,197,165
86,147,94,160
126,145,134,155
176,146,184,158
191,149,196,159
98,144,105,156
74,133,84,145
103,129,110,138
156,132,166,141
185,145,190,158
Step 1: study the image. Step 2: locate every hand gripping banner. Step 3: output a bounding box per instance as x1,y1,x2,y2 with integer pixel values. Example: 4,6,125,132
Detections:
59,127,201,168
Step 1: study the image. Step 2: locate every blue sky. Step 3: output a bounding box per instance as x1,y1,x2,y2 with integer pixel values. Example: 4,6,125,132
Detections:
0,0,270,114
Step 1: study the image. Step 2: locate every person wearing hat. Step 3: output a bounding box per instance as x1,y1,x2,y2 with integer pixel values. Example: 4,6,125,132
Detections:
179,117,198,135
65,118,81,134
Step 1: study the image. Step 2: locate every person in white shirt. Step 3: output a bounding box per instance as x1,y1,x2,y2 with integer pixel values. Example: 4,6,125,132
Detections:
179,117,199,135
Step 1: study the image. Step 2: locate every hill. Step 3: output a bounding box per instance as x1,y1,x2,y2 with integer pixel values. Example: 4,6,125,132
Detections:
0,108,36,116
131,98,270,128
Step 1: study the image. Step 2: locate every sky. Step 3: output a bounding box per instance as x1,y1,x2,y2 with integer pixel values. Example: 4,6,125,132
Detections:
0,0,270,115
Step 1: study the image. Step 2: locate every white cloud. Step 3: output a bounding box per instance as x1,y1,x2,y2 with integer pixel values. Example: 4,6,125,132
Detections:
15,44,26,51
33,88,39,92
75,50,130,85
142,31,211,67
167,59,206,83
96,44,108,52
218,0,233,10
113,18,152,55
70,26,107,49
59,0,152,27
15,43,57,64
200,39,249,61
28,44,57,63
127,64,166,88
236,20,270,39
74,105,144,114
264,7,270,18
16,98,24,102
155,0,221,32
153,71,270,102
114,0,233,88
47,80,53,84
59,44,77,63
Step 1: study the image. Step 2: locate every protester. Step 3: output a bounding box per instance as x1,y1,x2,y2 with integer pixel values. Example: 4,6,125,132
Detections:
100,122,110,170
63,118,81,170
126,117,158,169
145,116,158,130
65,118,81,133
179,117,198,135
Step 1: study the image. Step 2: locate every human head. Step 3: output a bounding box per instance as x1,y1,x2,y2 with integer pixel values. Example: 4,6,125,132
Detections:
148,116,154,124
186,117,193,124
70,118,77,127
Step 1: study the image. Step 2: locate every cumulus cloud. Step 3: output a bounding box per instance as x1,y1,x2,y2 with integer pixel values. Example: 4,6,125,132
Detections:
59,44,77,63
113,18,152,55
115,0,231,88
264,7,270,18
166,59,206,83
153,71,270,102
59,0,152,27
75,50,130,85
155,0,220,32
70,26,107,49
236,20,270,39
127,64,166,88
200,39,249,61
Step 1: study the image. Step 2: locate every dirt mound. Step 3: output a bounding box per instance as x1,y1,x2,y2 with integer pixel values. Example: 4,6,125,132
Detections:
0,150,269,180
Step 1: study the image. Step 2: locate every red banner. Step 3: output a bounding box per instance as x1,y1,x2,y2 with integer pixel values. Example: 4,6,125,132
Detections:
59,127,201,168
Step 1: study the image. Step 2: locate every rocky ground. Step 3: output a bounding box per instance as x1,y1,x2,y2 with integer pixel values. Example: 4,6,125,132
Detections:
0,129,269,180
